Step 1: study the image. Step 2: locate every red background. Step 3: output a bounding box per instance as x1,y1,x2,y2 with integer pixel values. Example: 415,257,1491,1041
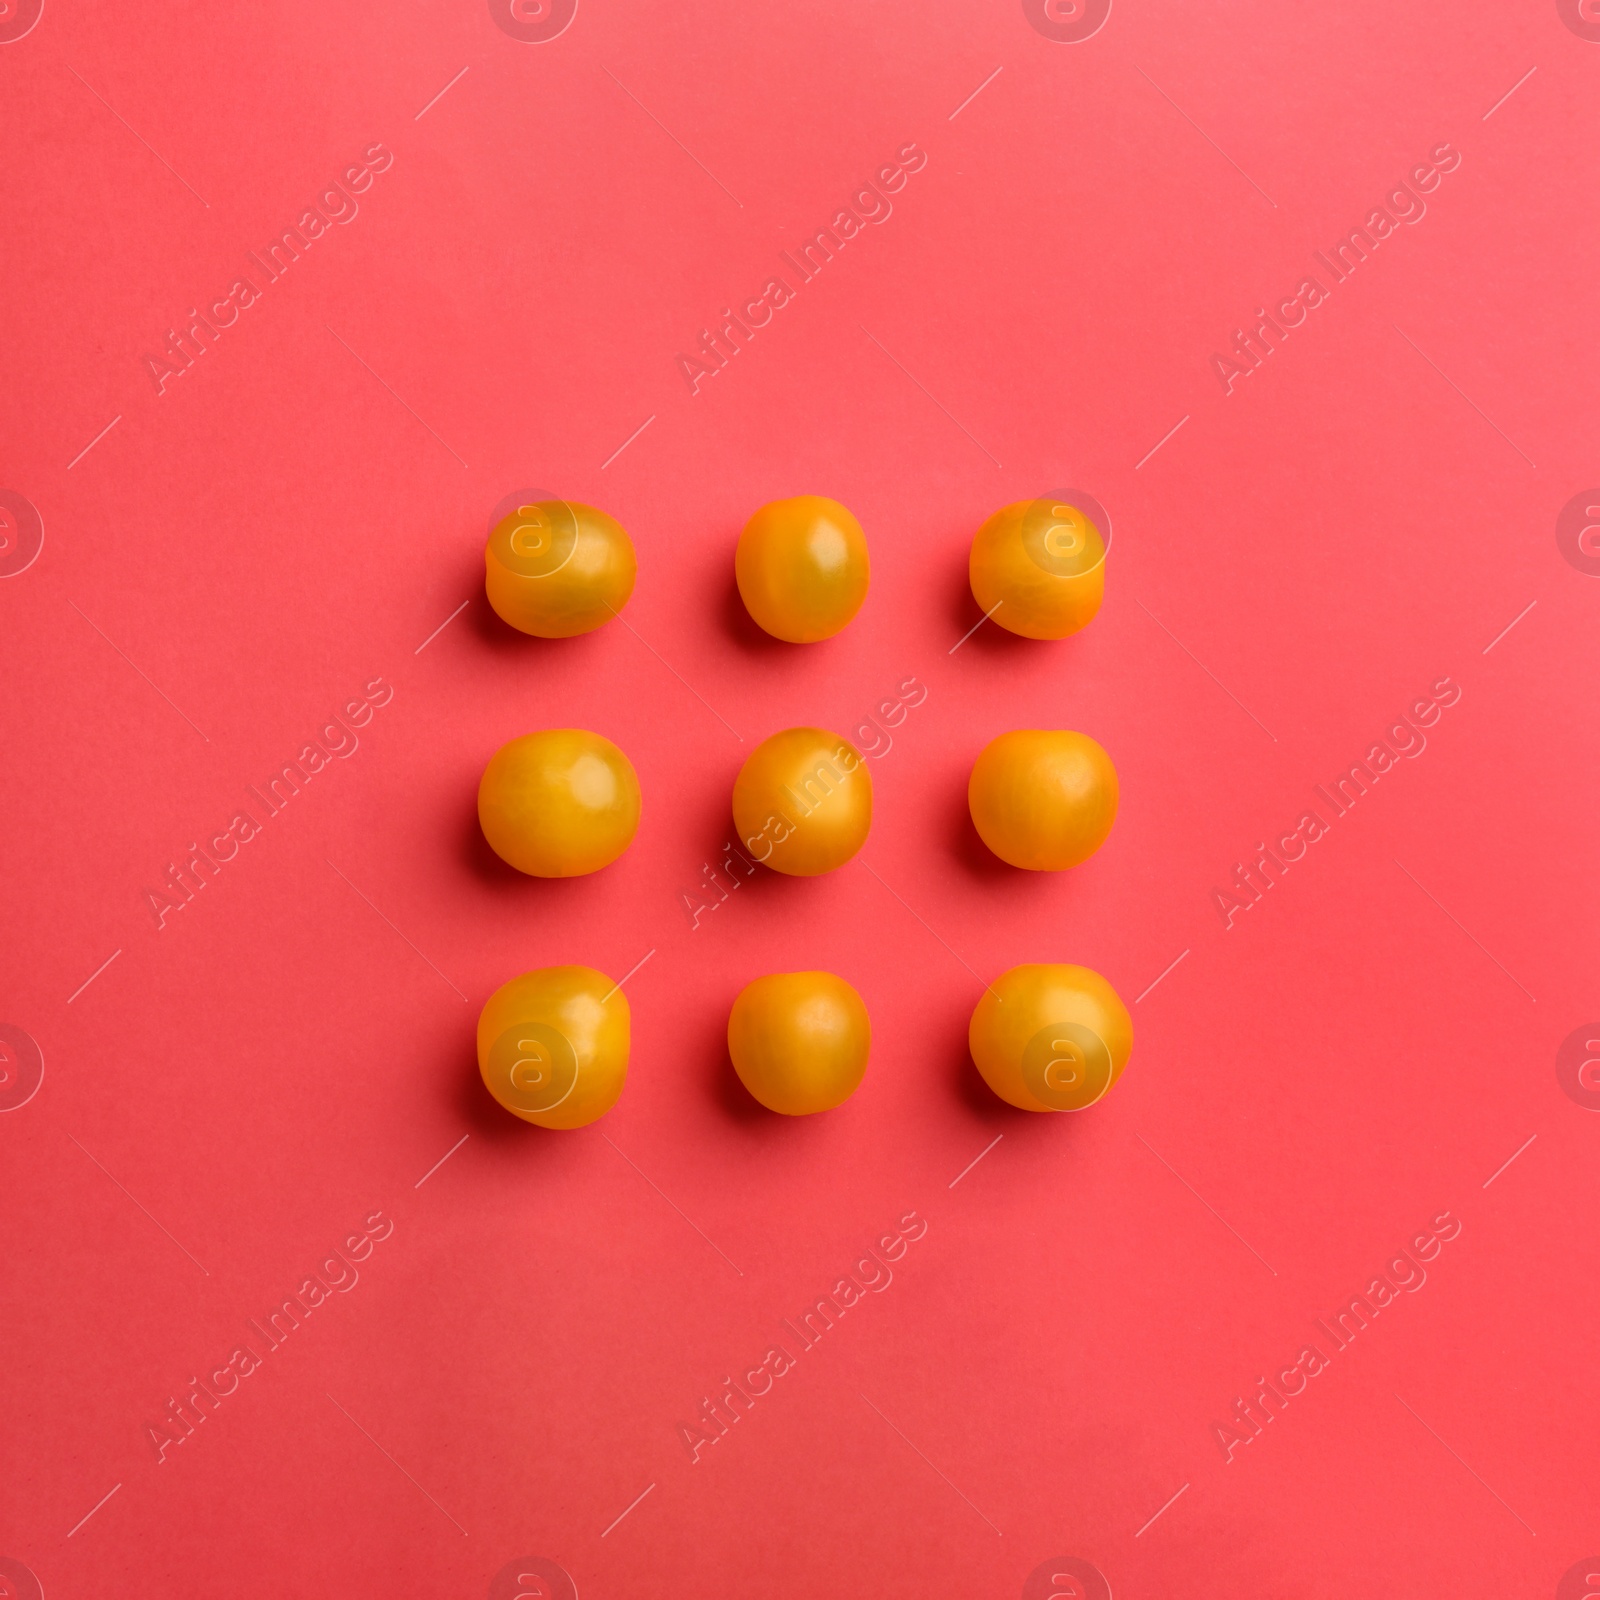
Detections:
4,1,1598,1595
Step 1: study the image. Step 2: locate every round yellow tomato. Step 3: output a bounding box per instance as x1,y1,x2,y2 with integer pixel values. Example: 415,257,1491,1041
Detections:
732,727,871,876
485,498,636,638
736,495,870,642
728,971,870,1115
969,497,1105,639
969,964,1132,1113
478,729,640,877
478,965,628,1129
968,729,1118,870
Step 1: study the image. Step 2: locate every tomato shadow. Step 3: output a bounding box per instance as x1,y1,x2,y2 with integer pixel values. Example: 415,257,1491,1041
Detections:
676,775,827,919
947,781,1015,882
460,564,622,670
718,562,794,658
948,1028,1018,1122
702,1000,876,1152
455,789,599,922
451,1032,522,1143
943,788,1072,912
447,1033,630,1180
944,1031,1110,1163
943,554,1105,667
913,983,1055,1131
944,557,1029,661
702,1008,770,1127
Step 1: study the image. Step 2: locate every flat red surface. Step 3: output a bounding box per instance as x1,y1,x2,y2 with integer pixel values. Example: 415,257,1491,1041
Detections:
4,3,1598,1596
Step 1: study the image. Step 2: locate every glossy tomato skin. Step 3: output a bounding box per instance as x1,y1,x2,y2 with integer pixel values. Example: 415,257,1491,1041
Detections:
969,498,1105,640
728,971,871,1114
736,495,870,642
478,729,640,877
732,727,871,876
968,729,1118,870
477,966,629,1129
486,499,636,638
969,964,1132,1113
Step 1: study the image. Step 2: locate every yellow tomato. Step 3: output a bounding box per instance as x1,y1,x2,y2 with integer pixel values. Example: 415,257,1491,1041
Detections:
732,727,871,876
969,497,1105,639
728,971,871,1114
485,498,636,637
969,964,1132,1113
478,965,629,1129
478,729,640,877
736,495,870,642
968,729,1118,870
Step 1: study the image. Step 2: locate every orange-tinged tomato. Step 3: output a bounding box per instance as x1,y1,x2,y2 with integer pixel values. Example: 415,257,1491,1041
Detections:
478,965,629,1129
969,497,1105,639
478,729,640,877
969,964,1132,1113
727,971,871,1115
486,498,636,638
732,727,871,876
736,495,870,642
968,729,1118,870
